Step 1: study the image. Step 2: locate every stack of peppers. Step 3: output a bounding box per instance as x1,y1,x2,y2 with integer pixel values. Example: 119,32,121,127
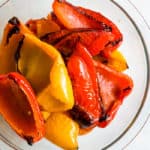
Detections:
0,0,133,149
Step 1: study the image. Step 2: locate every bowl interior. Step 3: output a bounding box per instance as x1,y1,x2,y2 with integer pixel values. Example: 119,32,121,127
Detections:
0,0,149,149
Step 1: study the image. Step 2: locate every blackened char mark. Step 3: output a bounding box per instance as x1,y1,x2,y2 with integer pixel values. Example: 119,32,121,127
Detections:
6,26,20,44
99,113,109,122
23,136,33,146
41,28,99,45
76,7,112,32
70,105,95,128
8,17,20,26
41,28,106,58
105,38,123,48
6,17,20,44
57,0,63,3
14,35,25,72
123,86,131,92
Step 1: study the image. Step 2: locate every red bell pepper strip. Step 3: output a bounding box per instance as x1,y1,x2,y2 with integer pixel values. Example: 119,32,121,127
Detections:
67,43,101,127
52,0,123,57
0,72,45,144
41,28,114,57
94,61,133,127
52,0,91,29
76,6,123,57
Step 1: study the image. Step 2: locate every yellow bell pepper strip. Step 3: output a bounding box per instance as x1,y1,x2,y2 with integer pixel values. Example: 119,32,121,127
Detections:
0,17,74,112
106,50,128,72
0,17,32,74
0,72,45,144
94,50,128,72
45,112,79,149
0,23,23,74
19,33,74,112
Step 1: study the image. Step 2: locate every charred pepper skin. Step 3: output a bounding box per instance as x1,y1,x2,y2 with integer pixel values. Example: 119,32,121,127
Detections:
52,0,123,57
67,43,101,128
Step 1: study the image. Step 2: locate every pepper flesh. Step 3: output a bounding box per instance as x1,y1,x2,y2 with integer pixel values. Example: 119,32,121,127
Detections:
45,112,79,149
0,17,74,112
26,18,60,37
67,43,101,127
94,50,128,72
21,33,74,112
0,72,45,144
95,61,133,127
76,6,123,56
52,0,123,57
41,28,114,58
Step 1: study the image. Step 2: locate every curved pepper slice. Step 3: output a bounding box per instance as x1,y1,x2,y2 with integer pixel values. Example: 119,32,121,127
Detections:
52,0,122,56
52,0,90,29
94,50,128,72
0,22,23,74
67,43,101,127
20,33,74,112
0,72,45,144
0,17,74,112
76,6,123,56
41,28,114,58
94,61,133,127
45,112,79,149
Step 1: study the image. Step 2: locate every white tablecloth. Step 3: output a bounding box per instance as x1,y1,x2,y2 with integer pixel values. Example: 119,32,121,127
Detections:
0,0,150,150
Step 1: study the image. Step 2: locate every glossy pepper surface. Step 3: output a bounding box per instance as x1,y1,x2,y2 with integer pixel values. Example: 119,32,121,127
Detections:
52,0,122,57
0,17,74,112
67,43,101,127
45,112,79,149
94,61,133,127
0,72,45,144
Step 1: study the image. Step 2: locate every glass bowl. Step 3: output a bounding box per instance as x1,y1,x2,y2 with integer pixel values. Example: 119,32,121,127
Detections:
0,0,150,149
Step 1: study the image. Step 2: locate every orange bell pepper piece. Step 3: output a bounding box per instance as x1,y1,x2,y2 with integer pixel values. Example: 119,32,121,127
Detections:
0,72,45,144
0,17,74,112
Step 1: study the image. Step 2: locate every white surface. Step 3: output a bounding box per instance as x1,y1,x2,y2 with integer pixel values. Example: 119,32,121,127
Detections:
0,0,150,150
124,1,150,150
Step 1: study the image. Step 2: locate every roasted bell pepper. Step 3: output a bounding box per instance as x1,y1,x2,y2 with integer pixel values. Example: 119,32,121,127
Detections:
94,61,133,127
76,6,123,56
0,21,24,74
0,72,45,144
53,0,90,29
45,112,79,149
67,42,101,127
41,28,114,58
0,17,74,112
52,0,122,57
26,18,60,37
94,50,128,72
